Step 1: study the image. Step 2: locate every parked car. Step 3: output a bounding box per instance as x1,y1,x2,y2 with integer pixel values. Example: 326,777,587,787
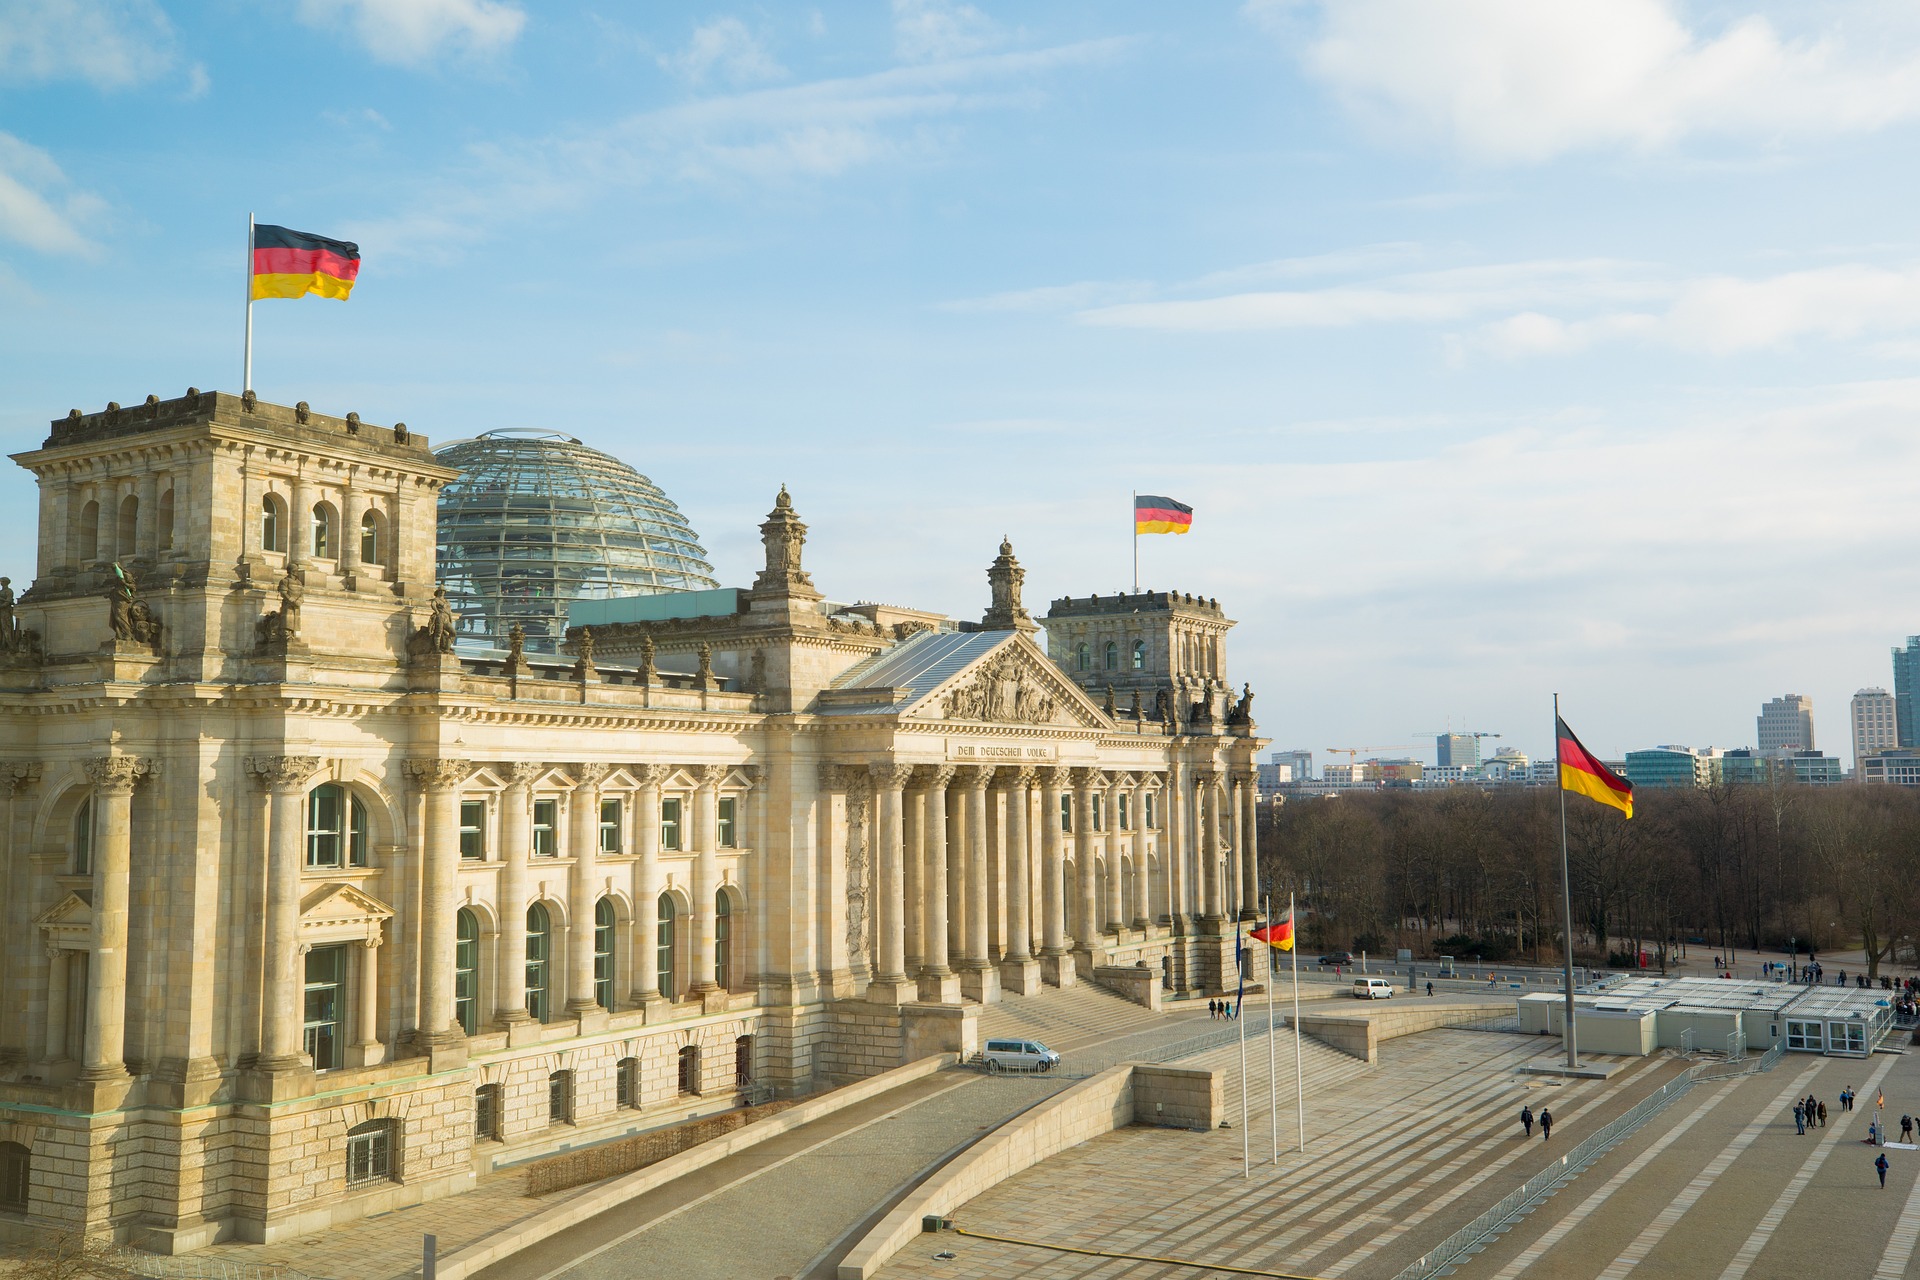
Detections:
1318,952,1354,966
982,1038,1059,1073
1353,978,1394,1000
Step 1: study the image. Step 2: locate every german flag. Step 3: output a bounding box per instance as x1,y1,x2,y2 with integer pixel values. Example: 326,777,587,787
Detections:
1250,913,1294,951
1558,716,1633,819
1135,494,1193,535
252,224,360,301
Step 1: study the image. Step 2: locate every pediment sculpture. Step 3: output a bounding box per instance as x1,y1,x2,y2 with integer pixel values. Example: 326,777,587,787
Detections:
939,652,1058,725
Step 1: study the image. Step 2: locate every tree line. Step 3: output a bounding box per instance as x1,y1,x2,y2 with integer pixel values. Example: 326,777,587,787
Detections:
1256,781,1920,976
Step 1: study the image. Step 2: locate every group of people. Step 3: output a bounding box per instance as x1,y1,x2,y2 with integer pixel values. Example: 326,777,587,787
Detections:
1786,1084,1908,1187
1518,1105,1554,1141
1207,998,1240,1021
1792,1094,1828,1133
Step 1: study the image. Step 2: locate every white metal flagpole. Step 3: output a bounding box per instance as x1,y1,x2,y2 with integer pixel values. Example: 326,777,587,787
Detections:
1238,917,1249,1179
1131,490,1139,593
1266,893,1279,1164
244,212,255,393
1292,889,1304,1153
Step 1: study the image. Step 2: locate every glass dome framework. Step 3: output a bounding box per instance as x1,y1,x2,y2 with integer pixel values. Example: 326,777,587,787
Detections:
434,429,719,653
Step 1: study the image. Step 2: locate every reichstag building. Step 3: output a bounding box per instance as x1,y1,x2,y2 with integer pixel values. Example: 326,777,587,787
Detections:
0,391,1263,1248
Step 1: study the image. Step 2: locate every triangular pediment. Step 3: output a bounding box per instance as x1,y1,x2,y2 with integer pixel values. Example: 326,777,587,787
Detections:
37,892,92,949
904,633,1110,730
299,883,393,946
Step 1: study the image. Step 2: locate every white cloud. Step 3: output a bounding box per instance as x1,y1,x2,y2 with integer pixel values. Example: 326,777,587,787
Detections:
0,132,104,257
0,0,178,89
1252,0,1920,162
892,0,1000,62
661,17,784,86
296,0,525,67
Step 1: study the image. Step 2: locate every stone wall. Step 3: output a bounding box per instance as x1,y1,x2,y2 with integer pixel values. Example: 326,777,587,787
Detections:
819,1000,905,1082
1132,1063,1220,1130
1288,1000,1506,1065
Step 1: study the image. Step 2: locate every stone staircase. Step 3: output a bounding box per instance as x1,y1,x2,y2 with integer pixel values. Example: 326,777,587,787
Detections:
972,979,1176,1050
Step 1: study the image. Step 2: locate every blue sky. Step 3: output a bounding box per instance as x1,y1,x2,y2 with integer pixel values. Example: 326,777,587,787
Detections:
7,0,1920,767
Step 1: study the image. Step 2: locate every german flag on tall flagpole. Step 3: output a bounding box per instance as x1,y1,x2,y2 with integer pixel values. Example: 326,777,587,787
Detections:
1557,716,1633,818
1134,494,1193,535
251,224,360,301
1250,912,1294,952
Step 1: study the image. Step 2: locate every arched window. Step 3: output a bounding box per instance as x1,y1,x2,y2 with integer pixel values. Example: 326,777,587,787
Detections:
594,897,616,1010
714,892,732,990
548,1069,573,1124
262,494,286,554
678,1044,701,1095
306,784,369,869
345,1119,394,1186
72,797,93,875
117,494,138,559
1132,640,1146,670
455,908,480,1035
79,500,100,562
616,1056,639,1107
157,488,175,551
0,1141,27,1210
312,502,338,559
656,895,677,1000
1075,643,1090,672
525,903,551,1022
475,1084,502,1140
360,510,382,565
1104,641,1118,670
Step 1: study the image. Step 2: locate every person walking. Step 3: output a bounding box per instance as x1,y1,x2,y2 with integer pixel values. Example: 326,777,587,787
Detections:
1209,998,1219,1020
1427,981,1435,997
1902,1114,1913,1143
1794,1103,1806,1135
1539,1108,1554,1141
1819,1101,1829,1128
1521,1105,1534,1138
1879,1152,1891,1188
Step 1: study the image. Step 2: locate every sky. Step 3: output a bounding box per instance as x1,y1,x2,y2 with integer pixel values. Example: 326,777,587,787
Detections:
6,0,1920,768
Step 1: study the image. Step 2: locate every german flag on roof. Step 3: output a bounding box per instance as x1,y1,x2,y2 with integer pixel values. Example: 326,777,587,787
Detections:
1135,494,1192,535
1558,716,1633,818
252,224,360,301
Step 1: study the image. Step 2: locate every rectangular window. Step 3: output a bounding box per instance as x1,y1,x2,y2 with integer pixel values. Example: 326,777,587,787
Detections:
616,1057,639,1108
718,796,737,848
661,797,682,851
1091,794,1103,831
346,1124,392,1186
548,1071,573,1125
63,952,88,1063
1118,794,1130,831
1145,793,1157,830
475,1084,501,1141
1060,794,1072,833
459,800,487,860
532,799,558,857
303,944,347,1071
600,798,623,854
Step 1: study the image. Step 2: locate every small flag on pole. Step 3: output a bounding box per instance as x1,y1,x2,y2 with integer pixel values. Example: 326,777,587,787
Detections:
1250,913,1295,952
1557,716,1633,819
252,224,360,301
1134,494,1193,535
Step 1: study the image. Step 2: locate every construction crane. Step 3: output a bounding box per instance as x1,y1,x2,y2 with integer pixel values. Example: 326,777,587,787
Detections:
1325,746,1420,762
1413,730,1502,743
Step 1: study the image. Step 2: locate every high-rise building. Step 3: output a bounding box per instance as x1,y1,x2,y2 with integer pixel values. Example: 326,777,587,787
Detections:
1271,749,1313,782
1624,746,1721,790
1436,733,1480,769
1853,688,1898,767
1895,638,1920,746
1756,695,1815,752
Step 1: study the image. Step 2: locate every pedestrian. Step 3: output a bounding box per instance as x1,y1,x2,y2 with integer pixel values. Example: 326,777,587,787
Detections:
1521,1105,1534,1138
1819,1101,1828,1127
1903,1114,1914,1143
1427,981,1434,997
1879,1152,1891,1188
1871,1119,1882,1146
1794,1103,1806,1135
1539,1108,1553,1141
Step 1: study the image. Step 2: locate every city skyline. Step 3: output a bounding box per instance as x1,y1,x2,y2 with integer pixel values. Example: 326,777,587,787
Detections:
7,2,1920,762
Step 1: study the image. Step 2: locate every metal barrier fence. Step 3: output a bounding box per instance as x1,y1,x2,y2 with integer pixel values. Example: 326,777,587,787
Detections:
102,1247,332,1280
1393,1044,1782,1280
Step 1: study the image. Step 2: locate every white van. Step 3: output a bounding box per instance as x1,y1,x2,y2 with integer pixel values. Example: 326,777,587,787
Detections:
982,1038,1060,1073
1353,978,1393,1000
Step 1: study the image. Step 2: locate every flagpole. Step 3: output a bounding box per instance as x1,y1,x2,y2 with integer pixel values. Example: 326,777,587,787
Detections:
244,212,255,393
1266,892,1278,1165
1291,889,1304,1152
1238,918,1249,1179
1131,490,1139,593
1556,692,1579,1071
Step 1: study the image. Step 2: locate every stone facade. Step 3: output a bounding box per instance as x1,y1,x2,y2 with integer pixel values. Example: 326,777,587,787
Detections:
0,392,1265,1251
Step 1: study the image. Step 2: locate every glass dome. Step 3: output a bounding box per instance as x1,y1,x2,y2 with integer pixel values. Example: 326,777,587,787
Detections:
434,429,719,653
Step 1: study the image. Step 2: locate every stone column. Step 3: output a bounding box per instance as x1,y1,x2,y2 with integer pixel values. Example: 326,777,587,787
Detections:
135,471,158,562
902,776,924,977
1196,770,1223,929
1038,766,1074,987
405,758,468,1061
352,936,383,1064
996,768,1040,994
495,763,541,1026
289,474,313,568
246,754,315,1073
1166,759,1189,932
566,764,610,1020
916,765,959,1003
44,948,68,1061
340,477,364,577
80,755,152,1081
868,763,914,1004
1238,772,1261,918
631,764,669,1009
1071,769,1100,959
1104,773,1127,935
1131,777,1155,930
688,765,724,998
957,767,998,1004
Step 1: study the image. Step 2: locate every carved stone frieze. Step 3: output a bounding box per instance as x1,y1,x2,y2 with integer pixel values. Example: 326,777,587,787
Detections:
938,651,1058,726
